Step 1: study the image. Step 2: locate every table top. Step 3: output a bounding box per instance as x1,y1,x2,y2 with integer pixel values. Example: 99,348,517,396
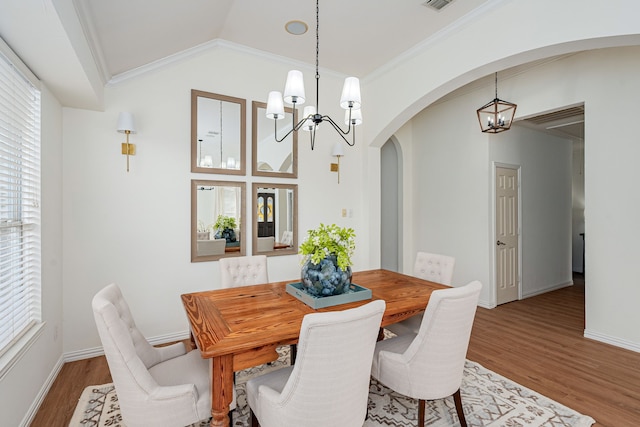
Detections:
181,269,448,359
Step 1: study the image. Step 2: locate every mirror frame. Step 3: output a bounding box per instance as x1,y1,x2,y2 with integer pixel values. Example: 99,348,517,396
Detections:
252,182,298,257
252,101,298,178
191,179,246,262
191,89,246,175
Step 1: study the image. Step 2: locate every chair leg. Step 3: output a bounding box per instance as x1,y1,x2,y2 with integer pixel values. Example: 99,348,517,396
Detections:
418,399,425,426
453,389,467,427
290,344,297,365
250,408,259,427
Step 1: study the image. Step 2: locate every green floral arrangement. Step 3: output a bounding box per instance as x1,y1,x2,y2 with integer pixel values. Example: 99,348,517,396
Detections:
300,223,355,270
213,215,237,231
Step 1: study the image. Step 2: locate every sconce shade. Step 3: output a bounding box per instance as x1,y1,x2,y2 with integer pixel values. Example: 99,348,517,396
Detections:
266,91,285,120
345,108,363,126
340,77,361,109
117,112,136,133
283,70,306,105
331,142,345,157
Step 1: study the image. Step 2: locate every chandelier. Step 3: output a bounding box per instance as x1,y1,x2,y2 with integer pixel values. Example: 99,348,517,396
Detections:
265,0,362,150
476,72,517,133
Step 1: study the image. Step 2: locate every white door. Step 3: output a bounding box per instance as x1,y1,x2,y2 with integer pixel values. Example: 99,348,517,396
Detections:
496,166,519,305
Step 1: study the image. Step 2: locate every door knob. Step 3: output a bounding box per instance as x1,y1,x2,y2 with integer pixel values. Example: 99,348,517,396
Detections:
497,240,506,246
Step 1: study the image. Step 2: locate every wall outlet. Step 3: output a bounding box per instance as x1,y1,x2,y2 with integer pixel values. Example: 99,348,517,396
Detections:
341,208,347,217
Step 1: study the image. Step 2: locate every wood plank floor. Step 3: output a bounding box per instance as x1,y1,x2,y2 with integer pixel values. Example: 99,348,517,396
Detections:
31,274,640,426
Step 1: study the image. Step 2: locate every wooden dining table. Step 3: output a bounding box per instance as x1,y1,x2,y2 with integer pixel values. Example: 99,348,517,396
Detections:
180,268,448,427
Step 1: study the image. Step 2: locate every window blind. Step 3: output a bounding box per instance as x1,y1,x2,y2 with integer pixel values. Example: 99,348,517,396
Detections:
0,48,41,358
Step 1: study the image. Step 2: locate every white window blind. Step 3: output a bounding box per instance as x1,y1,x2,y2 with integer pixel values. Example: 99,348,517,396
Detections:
0,48,41,358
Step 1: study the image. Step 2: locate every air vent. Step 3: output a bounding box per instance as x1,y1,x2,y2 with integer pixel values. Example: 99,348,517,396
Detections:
423,0,453,11
524,106,584,126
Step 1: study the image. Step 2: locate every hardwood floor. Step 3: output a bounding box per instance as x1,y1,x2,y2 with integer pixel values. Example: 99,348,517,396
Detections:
467,274,640,427
32,274,640,426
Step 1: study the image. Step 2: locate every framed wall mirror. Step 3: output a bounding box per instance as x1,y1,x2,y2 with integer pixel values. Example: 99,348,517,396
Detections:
252,101,297,178
252,183,298,256
191,180,246,262
191,90,246,175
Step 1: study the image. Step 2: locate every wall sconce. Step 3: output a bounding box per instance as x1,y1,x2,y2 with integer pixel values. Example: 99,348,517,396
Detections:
330,143,345,183
117,112,136,172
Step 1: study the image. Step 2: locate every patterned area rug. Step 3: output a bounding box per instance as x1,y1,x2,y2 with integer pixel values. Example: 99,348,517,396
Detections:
69,348,595,427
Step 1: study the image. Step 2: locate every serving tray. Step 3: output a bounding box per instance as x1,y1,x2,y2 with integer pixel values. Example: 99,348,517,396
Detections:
286,282,372,309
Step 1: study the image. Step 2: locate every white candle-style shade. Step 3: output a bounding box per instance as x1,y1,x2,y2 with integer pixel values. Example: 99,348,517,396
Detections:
340,77,361,109
283,70,306,105
266,91,285,120
345,108,363,126
301,106,316,131
331,142,345,157
117,112,136,133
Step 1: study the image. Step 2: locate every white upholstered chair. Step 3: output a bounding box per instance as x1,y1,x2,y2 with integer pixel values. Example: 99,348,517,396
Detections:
219,255,269,288
197,238,226,256
386,251,456,336
280,230,293,246
257,236,275,252
371,281,482,427
247,299,386,427
92,283,235,427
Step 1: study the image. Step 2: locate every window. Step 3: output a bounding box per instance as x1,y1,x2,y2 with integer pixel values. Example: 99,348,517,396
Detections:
0,45,41,360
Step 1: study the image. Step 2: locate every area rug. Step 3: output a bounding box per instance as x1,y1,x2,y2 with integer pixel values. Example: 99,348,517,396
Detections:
69,353,595,427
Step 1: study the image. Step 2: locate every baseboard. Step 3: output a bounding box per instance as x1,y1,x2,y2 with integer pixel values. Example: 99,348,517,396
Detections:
584,329,640,353
521,280,573,299
19,355,64,427
63,330,191,362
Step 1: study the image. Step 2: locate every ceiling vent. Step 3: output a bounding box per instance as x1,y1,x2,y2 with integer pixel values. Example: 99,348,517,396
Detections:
423,0,453,11
523,106,584,126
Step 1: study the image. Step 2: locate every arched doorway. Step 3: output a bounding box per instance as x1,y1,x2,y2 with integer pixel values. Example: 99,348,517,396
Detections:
380,138,403,271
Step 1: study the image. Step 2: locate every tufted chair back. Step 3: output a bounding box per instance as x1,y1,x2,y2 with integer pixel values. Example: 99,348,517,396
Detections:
413,251,455,285
92,283,226,426
219,255,269,288
247,300,386,427
372,281,481,426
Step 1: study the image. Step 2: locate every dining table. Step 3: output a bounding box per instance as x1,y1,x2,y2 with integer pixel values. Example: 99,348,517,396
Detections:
180,268,449,427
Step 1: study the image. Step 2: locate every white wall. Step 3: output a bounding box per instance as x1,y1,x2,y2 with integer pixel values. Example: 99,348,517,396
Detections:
61,47,371,355
391,47,640,349
490,125,573,298
0,86,65,427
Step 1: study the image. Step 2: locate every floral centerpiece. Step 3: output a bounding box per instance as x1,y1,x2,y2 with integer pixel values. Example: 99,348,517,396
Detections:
299,223,355,297
213,215,237,243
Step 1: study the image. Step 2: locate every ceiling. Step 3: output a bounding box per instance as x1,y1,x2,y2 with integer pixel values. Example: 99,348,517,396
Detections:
78,0,491,80
0,0,584,139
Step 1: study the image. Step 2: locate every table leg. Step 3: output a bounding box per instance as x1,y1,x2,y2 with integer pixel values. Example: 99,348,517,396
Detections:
210,354,234,427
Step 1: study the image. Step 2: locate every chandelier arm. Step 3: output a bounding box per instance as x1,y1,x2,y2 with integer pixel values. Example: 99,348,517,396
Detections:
273,109,316,142
322,114,353,135
322,115,356,147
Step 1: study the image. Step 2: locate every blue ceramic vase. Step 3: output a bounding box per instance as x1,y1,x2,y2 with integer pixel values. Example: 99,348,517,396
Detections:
301,255,352,297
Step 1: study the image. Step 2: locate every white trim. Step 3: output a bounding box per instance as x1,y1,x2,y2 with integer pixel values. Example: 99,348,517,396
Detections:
0,36,40,87
0,322,45,381
521,280,573,299
63,330,191,362
107,38,346,87
364,0,509,83
584,330,640,353
18,355,64,427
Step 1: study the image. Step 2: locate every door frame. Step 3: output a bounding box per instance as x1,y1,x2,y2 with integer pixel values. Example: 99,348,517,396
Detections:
490,162,522,307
